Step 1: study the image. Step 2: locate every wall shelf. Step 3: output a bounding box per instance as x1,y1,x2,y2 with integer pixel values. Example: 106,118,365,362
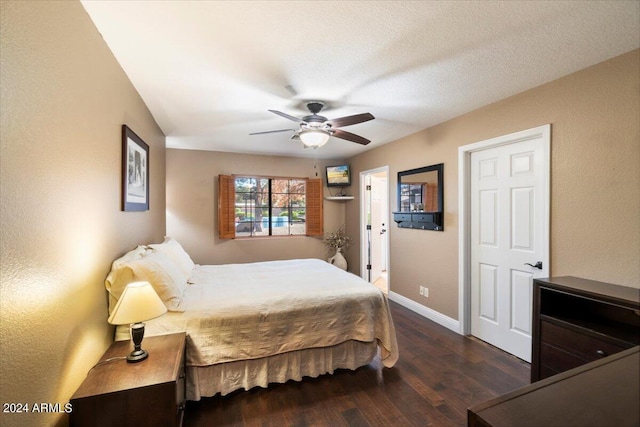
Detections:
325,196,354,201
393,211,442,231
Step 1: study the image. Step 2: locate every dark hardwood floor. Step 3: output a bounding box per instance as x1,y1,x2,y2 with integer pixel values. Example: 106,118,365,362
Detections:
184,301,530,427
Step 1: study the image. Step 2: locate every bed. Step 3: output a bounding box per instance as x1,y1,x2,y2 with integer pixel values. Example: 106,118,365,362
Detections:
105,238,399,400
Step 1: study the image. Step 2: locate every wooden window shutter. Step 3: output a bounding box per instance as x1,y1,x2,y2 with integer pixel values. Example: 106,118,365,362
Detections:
218,175,235,239
305,178,323,236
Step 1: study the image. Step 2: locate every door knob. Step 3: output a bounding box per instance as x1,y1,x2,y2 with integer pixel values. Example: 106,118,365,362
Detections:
525,261,543,270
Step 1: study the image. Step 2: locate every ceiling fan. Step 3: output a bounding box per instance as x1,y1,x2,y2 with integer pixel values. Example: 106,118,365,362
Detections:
250,102,374,148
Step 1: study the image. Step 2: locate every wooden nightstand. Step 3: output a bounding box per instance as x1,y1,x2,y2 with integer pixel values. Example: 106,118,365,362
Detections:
70,332,186,427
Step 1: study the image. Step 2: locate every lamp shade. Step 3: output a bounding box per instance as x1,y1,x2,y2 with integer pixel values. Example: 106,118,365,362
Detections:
108,281,167,325
299,130,330,148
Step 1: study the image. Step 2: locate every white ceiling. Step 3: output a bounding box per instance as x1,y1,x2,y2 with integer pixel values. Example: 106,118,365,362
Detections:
81,1,639,160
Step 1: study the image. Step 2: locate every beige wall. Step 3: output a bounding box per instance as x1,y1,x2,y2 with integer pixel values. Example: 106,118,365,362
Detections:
0,2,166,426
166,149,348,265
347,49,640,320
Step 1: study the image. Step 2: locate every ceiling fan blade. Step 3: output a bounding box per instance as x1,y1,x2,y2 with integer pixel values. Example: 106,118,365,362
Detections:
268,109,303,123
284,85,298,96
332,129,371,145
249,128,296,135
327,113,374,128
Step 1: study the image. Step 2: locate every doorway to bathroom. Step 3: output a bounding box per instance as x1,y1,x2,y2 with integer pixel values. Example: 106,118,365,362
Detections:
360,166,390,294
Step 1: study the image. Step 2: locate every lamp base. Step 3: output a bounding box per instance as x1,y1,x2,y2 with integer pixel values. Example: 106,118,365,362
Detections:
127,322,149,363
126,349,148,363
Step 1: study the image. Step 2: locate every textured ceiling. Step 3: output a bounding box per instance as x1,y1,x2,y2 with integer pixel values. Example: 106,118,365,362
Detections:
81,1,639,159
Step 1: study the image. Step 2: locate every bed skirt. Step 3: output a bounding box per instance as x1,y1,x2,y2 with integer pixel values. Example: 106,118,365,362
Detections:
186,339,378,400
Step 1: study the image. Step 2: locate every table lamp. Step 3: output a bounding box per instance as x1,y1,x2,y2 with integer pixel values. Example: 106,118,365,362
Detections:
107,281,167,362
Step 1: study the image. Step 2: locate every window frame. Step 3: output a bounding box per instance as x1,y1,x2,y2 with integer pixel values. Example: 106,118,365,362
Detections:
218,174,323,240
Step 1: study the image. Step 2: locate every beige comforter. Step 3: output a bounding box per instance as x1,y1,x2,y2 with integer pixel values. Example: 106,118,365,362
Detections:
116,258,398,368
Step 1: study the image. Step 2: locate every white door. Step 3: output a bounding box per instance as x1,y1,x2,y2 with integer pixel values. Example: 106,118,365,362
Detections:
369,174,387,282
361,167,390,292
470,131,549,362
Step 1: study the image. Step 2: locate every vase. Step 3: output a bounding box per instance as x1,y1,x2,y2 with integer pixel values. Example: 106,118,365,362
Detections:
329,248,348,271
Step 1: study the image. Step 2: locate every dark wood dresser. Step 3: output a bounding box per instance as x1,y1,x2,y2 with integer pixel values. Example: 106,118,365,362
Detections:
531,276,640,382
468,346,640,427
70,332,186,427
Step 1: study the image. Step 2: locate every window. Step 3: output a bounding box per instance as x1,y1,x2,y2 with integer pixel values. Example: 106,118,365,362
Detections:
218,175,323,239
400,183,424,211
399,182,438,212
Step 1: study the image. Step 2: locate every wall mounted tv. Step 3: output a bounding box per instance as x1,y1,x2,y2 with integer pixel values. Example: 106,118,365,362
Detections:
326,164,351,187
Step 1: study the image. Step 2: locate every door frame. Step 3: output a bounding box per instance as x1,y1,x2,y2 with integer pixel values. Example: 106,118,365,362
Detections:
360,166,390,289
458,124,550,335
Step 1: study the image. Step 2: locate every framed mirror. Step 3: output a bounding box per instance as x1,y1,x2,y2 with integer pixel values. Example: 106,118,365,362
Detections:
394,163,443,231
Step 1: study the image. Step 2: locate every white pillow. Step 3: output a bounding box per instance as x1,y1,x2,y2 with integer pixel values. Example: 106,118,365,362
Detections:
148,237,195,278
126,251,187,312
105,246,148,312
111,245,147,268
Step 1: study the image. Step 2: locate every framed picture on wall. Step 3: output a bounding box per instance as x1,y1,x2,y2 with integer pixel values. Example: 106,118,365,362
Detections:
122,125,149,211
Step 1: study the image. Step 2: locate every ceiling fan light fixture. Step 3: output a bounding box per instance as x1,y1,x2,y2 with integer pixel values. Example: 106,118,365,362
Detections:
251,103,374,147
299,130,330,148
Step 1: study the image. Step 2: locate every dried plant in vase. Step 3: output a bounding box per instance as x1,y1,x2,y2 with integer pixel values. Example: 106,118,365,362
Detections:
324,226,352,270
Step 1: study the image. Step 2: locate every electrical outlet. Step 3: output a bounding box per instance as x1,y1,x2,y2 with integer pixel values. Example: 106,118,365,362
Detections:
419,286,429,297
419,286,424,296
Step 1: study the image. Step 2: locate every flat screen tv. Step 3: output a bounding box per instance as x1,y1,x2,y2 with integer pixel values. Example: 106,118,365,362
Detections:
326,164,351,187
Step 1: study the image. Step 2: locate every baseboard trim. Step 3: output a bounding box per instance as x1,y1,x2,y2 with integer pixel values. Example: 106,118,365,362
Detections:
388,291,461,334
